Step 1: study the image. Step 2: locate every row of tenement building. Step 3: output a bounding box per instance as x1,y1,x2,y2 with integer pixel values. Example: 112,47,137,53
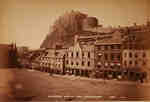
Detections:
19,17,150,82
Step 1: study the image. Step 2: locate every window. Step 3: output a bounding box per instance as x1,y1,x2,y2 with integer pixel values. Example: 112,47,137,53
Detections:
135,61,138,65
55,52,58,56
76,52,79,57
124,45,127,49
129,52,132,58
104,54,108,60
71,52,73,57
117,45,121,49
143,61,146,65
104,46,108,50
129,61,132,65
88,61,90,67
71,61,73,65
82,53,84,57
45,52,48,56
117,54,120,60
66,60,69,64
111,53,114,60
124,60,127,66
76,62,79,66
143,52,146,58
82,61,84,66
88,52,90,58
66,53,68,57
101,46,104,50
111,45,114,49
135,53,138,58
98,46,101,50
130,72,134,76
129,44,132,49
132,36,136,41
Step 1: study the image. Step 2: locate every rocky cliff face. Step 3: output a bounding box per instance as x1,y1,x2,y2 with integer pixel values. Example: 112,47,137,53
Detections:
40,10,88,48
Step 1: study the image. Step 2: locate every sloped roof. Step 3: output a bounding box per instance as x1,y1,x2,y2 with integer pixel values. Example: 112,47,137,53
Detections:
56,51,66,58
79,30,122,45
83,26,116,34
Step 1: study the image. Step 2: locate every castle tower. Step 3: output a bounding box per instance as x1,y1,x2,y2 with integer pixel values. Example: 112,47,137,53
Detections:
82,17,98,30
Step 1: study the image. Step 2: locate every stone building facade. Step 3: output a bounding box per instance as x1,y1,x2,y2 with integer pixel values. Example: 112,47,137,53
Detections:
63,29,124,78
37,48,66,74
121,23,148,69
122,50,147,68
94,30,122,69
65,35,95,76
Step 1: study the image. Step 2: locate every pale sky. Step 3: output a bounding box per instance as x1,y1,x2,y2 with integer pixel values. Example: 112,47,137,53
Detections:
0,0,150,49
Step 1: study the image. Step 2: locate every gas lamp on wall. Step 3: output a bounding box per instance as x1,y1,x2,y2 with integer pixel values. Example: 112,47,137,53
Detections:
98,53,102,56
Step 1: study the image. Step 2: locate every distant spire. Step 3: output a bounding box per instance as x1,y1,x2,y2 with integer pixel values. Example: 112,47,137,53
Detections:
10,41,14,49
133,22,137,26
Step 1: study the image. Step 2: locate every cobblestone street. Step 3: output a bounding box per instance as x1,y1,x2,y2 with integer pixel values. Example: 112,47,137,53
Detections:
0,68,150,101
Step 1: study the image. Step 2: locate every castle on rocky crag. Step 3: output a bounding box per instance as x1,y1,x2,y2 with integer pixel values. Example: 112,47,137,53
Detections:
18,15,150,82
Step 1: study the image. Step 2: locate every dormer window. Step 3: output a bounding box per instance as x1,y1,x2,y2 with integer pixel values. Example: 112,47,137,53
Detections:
55,52,58,56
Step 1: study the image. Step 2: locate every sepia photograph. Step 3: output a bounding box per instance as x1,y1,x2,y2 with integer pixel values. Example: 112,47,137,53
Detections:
0,0,150,101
